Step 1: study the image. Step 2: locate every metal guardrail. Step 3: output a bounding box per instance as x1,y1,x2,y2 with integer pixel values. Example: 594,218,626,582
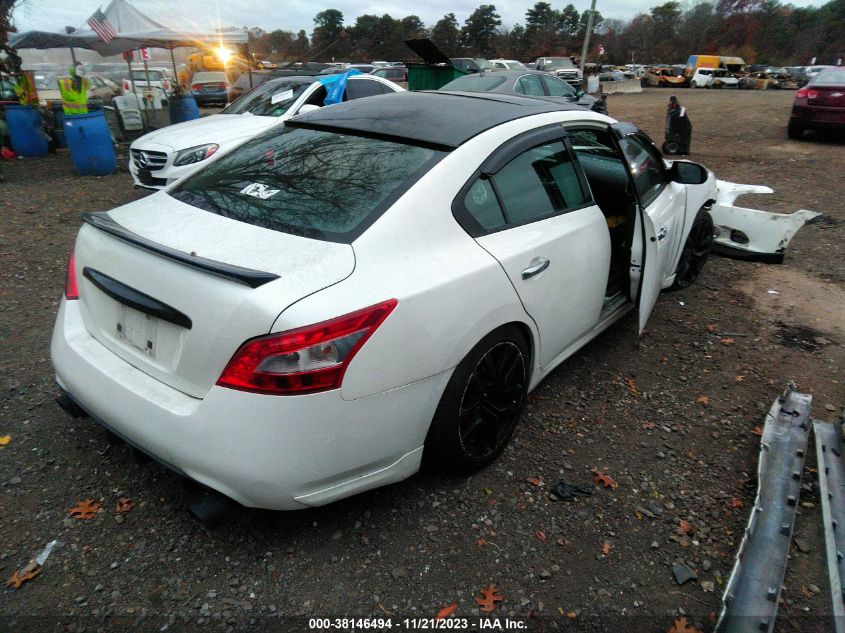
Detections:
813,415,845,633
716,383,812,633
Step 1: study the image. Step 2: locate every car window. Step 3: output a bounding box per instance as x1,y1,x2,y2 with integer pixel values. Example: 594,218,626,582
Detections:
617,134,667,207
541,75,576,97
440,74,506,92
462,179,507,231
813,69,845,85
169,126,443,243
345,78,386,99
492,140,590,224
130,70,164,81
515,74,544,96
221,80,313,116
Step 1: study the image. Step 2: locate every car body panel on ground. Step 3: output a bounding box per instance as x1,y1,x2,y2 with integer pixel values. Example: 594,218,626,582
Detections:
710,181,821,262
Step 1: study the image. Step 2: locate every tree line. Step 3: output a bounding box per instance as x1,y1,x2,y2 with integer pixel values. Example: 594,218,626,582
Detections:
250,0,844,66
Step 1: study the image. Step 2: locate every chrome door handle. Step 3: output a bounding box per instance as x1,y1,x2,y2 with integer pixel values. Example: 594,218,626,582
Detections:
521,259,550,279
657,227,668,241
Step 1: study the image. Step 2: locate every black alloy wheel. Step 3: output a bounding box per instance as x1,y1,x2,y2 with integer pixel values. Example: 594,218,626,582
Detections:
457,341,526,461
423,326,529,474
669,208,714,291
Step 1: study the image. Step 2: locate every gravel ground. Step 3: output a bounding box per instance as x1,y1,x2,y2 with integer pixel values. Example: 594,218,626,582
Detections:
0,88,842,632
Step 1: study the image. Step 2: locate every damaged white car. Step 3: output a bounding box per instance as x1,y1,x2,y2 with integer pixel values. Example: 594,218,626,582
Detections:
51,92,816,511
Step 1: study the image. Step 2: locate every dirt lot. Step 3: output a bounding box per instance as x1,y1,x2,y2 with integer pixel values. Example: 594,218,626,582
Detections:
0,88,842,632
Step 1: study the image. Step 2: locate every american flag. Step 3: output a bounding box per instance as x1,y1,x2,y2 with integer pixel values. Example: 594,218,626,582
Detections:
86,8,118,43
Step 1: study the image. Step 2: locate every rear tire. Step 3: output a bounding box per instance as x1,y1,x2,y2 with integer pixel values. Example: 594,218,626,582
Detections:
787,119,805,139
668,208,714,291
423,326,529,475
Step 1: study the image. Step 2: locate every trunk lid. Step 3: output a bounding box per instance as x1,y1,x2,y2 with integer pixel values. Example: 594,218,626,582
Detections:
73,193,355,398
811,84,845,108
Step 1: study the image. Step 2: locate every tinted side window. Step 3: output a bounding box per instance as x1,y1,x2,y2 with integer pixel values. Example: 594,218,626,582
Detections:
617,134,667,206
515,74,544,96
492,141,590,224
345,78,384,100
541,75,575,97
463,179,507,231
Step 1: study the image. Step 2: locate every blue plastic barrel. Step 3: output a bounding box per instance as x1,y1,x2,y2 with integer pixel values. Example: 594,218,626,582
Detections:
5,105,49,156
169,95,200,124
63,111,116,176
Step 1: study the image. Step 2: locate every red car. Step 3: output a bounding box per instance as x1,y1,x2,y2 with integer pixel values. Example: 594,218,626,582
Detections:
788,67,845,139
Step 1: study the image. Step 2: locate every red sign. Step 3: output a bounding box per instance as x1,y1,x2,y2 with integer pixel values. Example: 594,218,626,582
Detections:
139,47,150,61
122,50,133,61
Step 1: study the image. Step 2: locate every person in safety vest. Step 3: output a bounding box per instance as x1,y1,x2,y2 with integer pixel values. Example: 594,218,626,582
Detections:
58,63,89,115
13,71,39,105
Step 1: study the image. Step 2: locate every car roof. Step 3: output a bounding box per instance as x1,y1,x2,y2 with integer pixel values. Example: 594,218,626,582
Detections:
289,90,581,149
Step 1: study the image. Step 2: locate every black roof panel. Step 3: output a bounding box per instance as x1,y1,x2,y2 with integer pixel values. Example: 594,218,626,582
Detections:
288,90,580,149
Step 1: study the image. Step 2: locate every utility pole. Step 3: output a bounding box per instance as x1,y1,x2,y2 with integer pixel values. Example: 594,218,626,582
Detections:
579,0,598,81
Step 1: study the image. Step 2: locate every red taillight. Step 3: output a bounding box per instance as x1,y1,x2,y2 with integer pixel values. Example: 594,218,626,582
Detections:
191,83,201,91
65,249,78,300
796,87,819,99
217,300,398,395
218,82,227,89
122,79,130,90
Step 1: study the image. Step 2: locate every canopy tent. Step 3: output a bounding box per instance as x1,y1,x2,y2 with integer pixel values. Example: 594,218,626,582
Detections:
9,0,247,55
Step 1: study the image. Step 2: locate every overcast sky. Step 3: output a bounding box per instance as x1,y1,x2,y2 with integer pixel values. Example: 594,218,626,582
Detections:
12,0,830,35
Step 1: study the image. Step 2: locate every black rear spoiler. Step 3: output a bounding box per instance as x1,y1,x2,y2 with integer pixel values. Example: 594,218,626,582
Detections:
82,212,279,289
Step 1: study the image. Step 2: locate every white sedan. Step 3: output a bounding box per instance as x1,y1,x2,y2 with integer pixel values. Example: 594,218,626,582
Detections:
52,91,813,511
128,73,403,189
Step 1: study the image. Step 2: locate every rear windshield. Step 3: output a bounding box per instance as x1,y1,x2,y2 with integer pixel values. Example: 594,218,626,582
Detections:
813,69,845,85
192,72,226,83
441,74,507,92
221,80,312,116
130,70,165,80
540,58,575,69
169,126,444,242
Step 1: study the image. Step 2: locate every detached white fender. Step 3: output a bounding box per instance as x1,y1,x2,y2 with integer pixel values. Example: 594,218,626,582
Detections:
709,180,821,263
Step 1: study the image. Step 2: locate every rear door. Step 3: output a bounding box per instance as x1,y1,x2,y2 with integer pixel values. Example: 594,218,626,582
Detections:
610,124,686,333
455,126,610,368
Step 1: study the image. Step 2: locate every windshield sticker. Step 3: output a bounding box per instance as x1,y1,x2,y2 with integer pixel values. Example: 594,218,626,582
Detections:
271,89,294,104
240,183,281,199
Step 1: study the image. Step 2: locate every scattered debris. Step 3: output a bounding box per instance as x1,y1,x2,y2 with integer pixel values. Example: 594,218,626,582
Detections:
716,383,811,633
68,499,101,520
696,395,710,406
4,540,61,589
601,542,611,555
624,378,642,397
592,470,619,489
115,497,135,514
474,584,504,612
667,616,702,633
0,435,10,445
435,604,458,620
551,480,593,501
672,563,698,585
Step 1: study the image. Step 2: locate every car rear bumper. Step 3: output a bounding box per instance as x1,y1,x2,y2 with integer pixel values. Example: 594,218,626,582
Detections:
51,298,447,510
790,106,845,127
192,91,228,105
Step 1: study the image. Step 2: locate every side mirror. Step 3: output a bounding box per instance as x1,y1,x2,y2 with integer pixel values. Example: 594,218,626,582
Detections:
296,104,321,115
670,161,708,185
575,89,584,98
